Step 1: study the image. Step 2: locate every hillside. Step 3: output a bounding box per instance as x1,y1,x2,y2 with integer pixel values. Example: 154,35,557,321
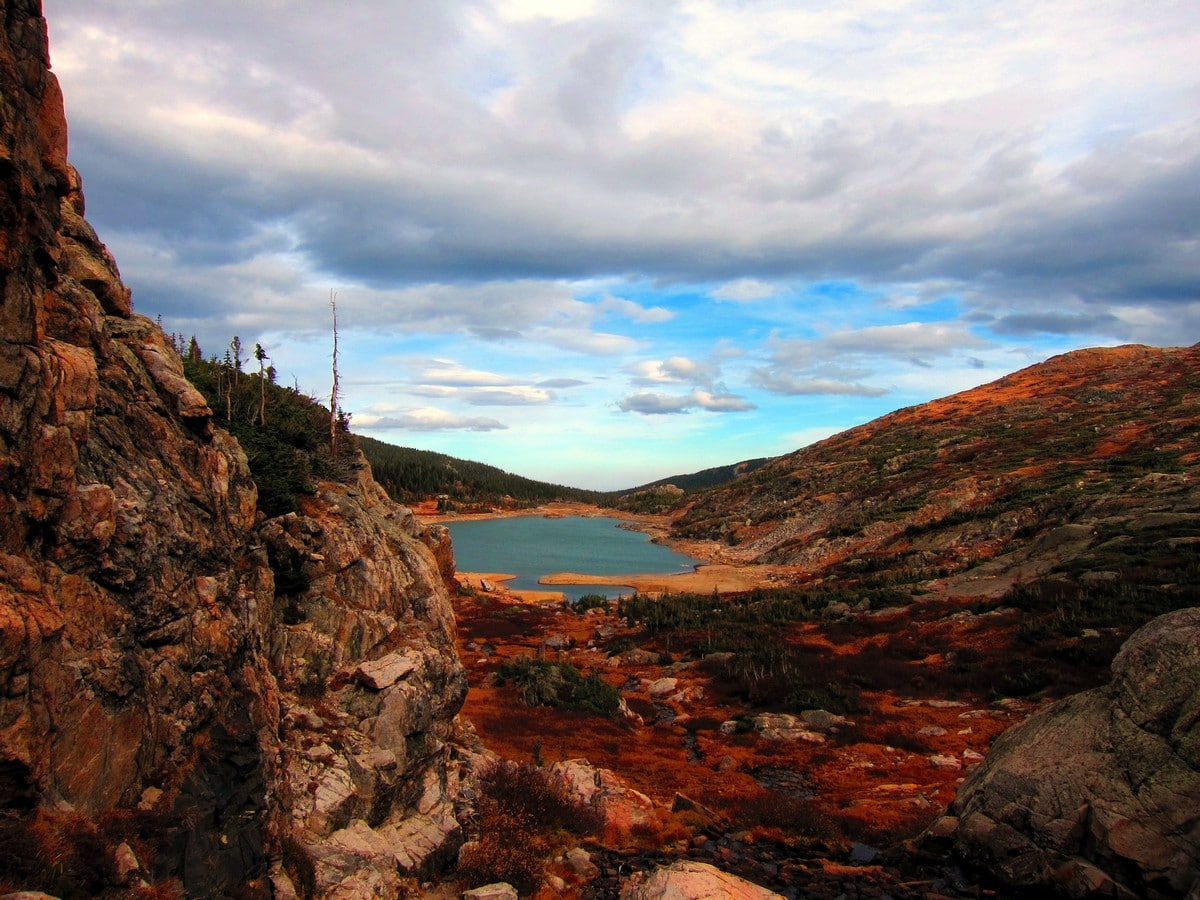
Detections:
358,435,607,509
674,344,1200,593
451,344,1200,897
609,457,773,514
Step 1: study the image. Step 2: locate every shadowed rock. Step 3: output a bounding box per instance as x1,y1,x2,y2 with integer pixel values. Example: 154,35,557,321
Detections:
949,607,1200,899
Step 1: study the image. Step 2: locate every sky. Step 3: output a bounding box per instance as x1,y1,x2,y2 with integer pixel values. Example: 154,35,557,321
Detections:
42,0,1200,491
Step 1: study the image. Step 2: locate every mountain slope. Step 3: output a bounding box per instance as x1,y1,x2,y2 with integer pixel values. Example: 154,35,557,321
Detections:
675,344,1200,590
623,457,772,494
358,435,606,507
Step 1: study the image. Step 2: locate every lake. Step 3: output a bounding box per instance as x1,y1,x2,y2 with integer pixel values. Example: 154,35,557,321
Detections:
445,515,701,600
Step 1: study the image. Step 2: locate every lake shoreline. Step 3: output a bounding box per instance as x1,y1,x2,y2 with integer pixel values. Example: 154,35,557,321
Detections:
419,501,797,598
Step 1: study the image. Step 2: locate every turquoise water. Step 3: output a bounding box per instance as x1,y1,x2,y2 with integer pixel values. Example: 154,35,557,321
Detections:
445,515,700,600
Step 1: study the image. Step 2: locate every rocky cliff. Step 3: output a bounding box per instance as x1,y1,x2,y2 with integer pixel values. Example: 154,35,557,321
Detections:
0,2,466,896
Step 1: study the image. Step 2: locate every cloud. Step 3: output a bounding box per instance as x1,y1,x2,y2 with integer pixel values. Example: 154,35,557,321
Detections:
618,388,755,415
711,279,777,302
51,1,1200,350
987,311,1123,337
356,407,508,432
751,371,889,398
628,356,715,386
417,363,518,387
767,323,988,369
691,389,757,412
751,321,987,398
597,294,674,323
537,328,642,355
464,386,554,405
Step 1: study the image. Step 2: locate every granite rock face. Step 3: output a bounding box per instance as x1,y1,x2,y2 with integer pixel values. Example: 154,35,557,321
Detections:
0,3,466,895
264,470,468,894
950,607,1200,899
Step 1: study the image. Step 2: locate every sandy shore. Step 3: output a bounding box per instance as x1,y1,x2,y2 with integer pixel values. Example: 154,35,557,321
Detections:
537,563,784,595
425,502,795,600
455,571,568,603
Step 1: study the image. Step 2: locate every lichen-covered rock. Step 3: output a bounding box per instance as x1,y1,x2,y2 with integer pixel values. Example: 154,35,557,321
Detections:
950,607,1200,898
619,860,783,899
0,5,278,895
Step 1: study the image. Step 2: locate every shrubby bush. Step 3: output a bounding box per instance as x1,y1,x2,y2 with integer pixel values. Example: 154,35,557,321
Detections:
457,759,603,893
569,593,610,614
492,656,622,717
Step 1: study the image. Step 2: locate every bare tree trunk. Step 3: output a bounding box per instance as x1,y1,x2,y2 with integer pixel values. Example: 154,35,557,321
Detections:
329,290,340,452
255,343,268,426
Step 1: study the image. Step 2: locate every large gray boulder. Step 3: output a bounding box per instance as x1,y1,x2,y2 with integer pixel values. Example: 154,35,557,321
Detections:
950,607,1200,898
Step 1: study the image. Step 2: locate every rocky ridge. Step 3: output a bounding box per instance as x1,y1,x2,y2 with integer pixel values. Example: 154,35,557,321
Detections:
0,2,467,895
674,343,1200,588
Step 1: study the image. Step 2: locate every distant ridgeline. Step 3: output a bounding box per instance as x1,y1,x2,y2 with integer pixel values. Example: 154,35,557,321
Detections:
608,457,772,514
357,435,608,510
171,334,761,514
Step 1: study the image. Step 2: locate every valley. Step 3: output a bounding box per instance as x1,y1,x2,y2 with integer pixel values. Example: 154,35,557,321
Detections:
425,497,1150,896
1,4,1197,896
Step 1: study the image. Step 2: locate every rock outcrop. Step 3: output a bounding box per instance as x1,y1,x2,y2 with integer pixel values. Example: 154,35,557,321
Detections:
0,2,466,896
947,607,1200,898
263,470,468,894
619,860,784,899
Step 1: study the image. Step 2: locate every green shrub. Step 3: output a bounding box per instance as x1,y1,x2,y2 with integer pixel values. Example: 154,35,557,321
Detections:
570,594,610,614
492,656,621,717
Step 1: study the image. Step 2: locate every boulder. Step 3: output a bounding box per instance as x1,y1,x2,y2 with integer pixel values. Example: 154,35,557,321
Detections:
753,712,825,743
619,860,783,899
951,607,1200,898
463,884,519,900
648,677,678,698
799,708,849,732
551,758,657,833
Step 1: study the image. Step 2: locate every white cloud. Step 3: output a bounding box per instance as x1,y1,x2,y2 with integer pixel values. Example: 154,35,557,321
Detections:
711,279,777,302
751,372,888,398
618,388,754,415
628,356,714,386
597,294,674,323
356,407,508,432
464,386,554,406
417,363,518,387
